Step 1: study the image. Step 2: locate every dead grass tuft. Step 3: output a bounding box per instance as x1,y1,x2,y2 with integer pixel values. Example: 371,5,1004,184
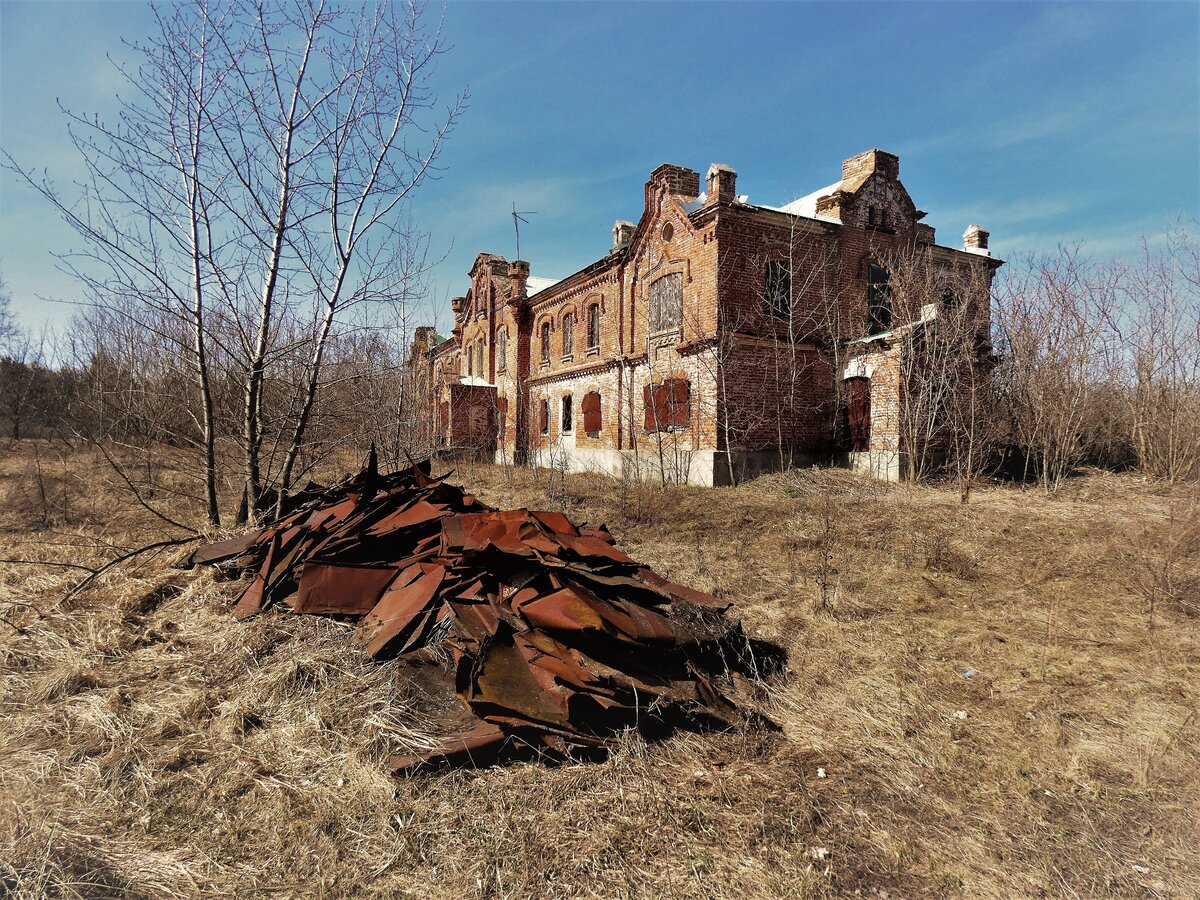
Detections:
2,448,1198,897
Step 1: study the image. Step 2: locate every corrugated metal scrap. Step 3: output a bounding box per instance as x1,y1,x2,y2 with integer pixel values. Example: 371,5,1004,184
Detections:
186,455,780,771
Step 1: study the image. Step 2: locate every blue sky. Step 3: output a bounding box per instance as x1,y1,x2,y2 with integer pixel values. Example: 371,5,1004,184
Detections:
1,1,1197,333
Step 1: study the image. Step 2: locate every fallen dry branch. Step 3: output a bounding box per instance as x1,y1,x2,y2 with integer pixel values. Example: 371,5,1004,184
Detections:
185,453,782,771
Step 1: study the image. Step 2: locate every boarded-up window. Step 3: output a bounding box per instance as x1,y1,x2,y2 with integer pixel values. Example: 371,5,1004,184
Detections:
562,313,574,359
582,391,601,435
643,378,690,431
764,260,791,319
539,398,549,434
649,273,682,332
497,327,507,373
587,304,600,349
867,264,892,334
846,377,871,452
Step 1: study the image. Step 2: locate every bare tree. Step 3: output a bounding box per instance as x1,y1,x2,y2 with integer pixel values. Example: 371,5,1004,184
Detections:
993,246,1120,491
4,0,462,524
0,278,17,349
1112,227,1200,481
881,247,998,492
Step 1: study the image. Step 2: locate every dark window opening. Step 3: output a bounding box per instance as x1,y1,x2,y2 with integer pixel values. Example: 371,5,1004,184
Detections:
477,342,485,378
867,263,892,334
764,260,792,320
496,396,508,443
539,399,549,435
561,395,573,433
587,304,600,349
845,377,871,452
649,273,682,332
643,378,690,432
540,322,550,365
582,391,602,435
941,287,959,308
466,343,474,377
562,313,574,360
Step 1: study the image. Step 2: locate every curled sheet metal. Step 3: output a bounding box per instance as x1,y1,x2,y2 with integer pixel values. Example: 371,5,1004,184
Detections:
189,454,781,771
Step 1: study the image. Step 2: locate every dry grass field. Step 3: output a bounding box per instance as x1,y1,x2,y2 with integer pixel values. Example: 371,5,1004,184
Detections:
1,444,1198,899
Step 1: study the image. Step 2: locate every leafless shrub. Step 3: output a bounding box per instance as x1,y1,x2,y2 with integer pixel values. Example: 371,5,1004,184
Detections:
1119,500,1200,621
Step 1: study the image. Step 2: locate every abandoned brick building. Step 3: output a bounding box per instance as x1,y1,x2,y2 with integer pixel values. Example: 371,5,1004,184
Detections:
409,149,1000,484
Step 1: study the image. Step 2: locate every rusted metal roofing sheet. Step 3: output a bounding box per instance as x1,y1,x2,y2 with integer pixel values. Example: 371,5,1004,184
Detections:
187,455,778,771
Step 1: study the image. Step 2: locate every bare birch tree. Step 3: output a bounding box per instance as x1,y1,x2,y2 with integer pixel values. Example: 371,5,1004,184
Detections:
4,0,462,522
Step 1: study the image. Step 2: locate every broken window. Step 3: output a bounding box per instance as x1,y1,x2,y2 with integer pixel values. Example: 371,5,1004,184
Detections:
648,273,682,332
587,304,600,349
539,398,549,435
643,378,690,432
867,263,892,334
540,321,550,365
845,377,871,452
764,260,792,320
497,327,507,373
561,395,573,433
562,313,574,360
582,391,601,435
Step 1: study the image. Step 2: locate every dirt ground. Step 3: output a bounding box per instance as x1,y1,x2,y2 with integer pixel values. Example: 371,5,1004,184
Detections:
1,445,1198,899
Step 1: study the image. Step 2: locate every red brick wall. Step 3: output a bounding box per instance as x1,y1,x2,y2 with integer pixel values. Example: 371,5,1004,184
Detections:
423,153,998,478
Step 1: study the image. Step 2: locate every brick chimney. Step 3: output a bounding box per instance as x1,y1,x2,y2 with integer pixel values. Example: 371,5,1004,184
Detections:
646,163,700,207
450,296,465,340
841,149,899,182
706,163,737,203
612,220,634,250
507,260,530,302
963,224,990,252
413,325,436,351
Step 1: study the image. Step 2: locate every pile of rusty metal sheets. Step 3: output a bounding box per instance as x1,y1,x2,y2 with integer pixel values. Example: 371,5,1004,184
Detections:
186,454,777,771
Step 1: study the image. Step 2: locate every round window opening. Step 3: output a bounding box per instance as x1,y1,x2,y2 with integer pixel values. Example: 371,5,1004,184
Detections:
661,222,674,243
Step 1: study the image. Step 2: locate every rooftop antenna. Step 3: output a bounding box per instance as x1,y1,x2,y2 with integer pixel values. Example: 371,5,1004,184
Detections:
511,201,535,261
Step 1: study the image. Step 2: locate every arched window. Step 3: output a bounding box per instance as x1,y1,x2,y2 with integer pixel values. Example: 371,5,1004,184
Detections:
764,260,792,320
582,391,602,435
561,394,573,432
539,398,550,434
649,273,683,332
643,378,690,432
562,312,574,360
496,327,507,373
540,321,551,365
466,342,474,376
587,304,600,350
867,264,892,334
477,341,485,378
